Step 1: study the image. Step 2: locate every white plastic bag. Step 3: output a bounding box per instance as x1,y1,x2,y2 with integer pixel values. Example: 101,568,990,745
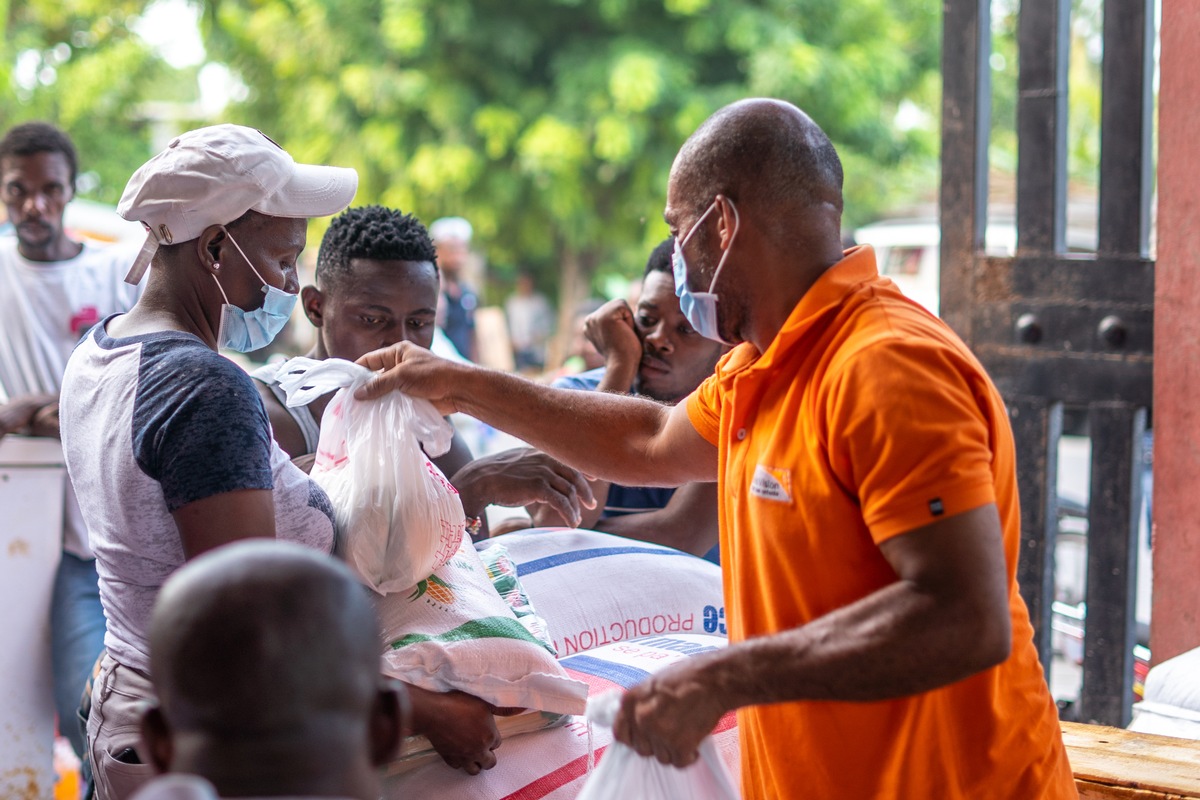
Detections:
576,690,740,800
277,357,465,594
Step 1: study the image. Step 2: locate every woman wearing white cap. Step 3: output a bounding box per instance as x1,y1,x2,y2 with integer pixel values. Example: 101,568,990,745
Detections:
57,125,359,799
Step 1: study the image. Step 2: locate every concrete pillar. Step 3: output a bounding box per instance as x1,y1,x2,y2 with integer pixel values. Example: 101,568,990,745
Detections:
1151,0,1200,664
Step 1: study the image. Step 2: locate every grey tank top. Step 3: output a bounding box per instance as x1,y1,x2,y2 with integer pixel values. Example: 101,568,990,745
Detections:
250,361,322,455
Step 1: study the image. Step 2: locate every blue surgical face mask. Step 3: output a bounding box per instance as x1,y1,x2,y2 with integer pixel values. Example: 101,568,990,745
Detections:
673,199,739,344
210,232,298,352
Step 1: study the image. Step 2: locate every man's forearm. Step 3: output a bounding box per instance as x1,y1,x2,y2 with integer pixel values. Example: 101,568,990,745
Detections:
595,482,719,555
697,577,1011,714
0,393,58,436
597,355,638,394
454,368,674,487
595,510,698,552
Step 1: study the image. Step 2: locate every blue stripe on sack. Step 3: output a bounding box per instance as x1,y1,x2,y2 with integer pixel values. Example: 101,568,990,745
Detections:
558,654,652,689
516,546,695,576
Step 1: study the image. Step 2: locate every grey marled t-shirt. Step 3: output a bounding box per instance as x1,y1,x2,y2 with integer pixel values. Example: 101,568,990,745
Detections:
60,318,335,673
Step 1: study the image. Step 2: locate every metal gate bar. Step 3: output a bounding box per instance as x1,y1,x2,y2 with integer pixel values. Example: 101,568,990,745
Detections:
1011,397,1063,672
1016,0,1069,255
1080,404,1146,726
940,0,1156,726
1097,0,1155,258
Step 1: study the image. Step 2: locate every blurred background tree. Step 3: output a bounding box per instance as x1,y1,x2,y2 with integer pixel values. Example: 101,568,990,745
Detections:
8,0,1114,359
0,1,193,203
198,0,941,350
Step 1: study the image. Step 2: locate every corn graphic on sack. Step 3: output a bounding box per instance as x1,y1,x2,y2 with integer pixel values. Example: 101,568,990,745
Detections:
376,531,588,716
277,357,465,594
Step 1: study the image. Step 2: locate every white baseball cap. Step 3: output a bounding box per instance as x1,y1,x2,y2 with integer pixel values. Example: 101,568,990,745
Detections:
117,124,358,284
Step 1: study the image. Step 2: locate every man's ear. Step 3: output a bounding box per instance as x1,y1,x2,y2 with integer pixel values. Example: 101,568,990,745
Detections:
141,703,174,774
714,194,740,250
368,681,409,767
301,285,325,327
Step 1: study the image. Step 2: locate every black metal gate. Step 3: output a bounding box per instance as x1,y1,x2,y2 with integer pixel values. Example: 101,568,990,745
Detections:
940,0,1155,726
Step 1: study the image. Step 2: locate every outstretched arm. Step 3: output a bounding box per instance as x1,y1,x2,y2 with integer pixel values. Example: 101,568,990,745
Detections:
450,447,595,534
594,481,719,556
614,504,1013,766
0,393,58,440
357,342,718,487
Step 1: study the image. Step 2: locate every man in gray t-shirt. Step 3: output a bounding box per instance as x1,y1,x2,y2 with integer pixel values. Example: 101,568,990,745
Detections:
0,121,140,765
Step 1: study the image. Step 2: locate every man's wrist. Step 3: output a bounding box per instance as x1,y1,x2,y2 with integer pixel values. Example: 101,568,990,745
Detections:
449,460,487,519
448,362,491,418
603,354,640,390
693,643,758,716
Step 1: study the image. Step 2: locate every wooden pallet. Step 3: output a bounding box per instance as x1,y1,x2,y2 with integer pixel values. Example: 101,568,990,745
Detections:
1063,722,1200,798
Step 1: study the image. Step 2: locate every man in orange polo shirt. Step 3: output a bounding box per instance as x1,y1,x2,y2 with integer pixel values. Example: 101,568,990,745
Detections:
354,99,1077,798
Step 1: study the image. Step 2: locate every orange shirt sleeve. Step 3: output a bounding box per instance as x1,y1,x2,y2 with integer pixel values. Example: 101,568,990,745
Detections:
824,337,998,543
686,371,724,446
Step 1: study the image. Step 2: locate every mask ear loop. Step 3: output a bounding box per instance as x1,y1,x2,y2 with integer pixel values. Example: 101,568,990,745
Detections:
679,201,717,250
223,230,272,292
210,265,231,304
704,198,740,293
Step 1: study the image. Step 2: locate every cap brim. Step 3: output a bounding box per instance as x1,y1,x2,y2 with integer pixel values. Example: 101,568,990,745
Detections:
253,163,358,219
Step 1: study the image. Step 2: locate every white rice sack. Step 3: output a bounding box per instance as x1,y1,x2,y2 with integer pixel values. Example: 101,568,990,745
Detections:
1128,646,1200,739
477,529,727,657
384,634,738,800
1142,646,1200,711
1128,702,1200,740
377,532,587,716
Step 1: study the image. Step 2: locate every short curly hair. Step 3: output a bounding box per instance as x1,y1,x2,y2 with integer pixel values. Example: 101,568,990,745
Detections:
644,237,674,278
316,205,438,292
0,122,78,190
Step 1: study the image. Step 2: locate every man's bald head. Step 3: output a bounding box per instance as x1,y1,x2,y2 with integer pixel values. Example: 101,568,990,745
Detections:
148,540,381,740
671,99,844,235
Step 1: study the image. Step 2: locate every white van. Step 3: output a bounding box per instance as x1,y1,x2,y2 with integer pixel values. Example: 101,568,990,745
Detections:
852,219,941,315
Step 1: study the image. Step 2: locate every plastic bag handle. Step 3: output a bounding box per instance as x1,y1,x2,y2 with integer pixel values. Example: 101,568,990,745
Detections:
276,357,371,407
276,356,454,457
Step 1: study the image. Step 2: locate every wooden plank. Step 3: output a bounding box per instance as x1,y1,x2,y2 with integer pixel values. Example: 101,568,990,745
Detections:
1063,722,1200,797
1078,781,1199,800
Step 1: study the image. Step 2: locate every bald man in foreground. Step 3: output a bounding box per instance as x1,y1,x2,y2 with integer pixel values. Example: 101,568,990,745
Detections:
134,540,407,800
354,98,1077,799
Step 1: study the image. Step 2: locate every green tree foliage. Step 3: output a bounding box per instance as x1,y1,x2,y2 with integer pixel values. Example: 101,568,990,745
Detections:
201,0,942,309
0,2,185,204
989,0,1106,208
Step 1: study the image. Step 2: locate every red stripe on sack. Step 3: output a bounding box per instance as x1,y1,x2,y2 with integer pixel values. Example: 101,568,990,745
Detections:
499,747,608,800
562,668,624,698
713,711,737,734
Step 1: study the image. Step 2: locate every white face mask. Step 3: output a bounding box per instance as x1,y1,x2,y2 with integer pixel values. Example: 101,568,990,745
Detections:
210,232,297,352
673,199,739,344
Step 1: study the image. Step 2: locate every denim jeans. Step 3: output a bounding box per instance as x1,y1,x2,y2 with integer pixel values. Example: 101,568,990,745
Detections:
51,552,107,758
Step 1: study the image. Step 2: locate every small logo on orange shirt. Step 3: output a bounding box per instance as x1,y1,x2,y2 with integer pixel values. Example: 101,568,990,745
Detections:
750,465,792,503
929,498,945,516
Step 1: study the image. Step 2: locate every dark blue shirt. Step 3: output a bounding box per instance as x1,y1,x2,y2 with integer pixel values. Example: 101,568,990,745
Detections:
553,367,719,564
